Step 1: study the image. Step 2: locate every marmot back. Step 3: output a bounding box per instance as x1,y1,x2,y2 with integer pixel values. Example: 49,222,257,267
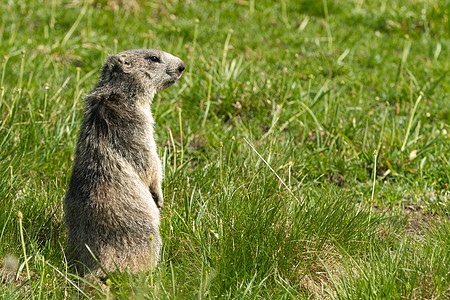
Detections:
64,49,185,278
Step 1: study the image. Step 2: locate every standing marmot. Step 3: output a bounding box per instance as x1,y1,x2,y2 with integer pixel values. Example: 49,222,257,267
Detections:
64,49,185,278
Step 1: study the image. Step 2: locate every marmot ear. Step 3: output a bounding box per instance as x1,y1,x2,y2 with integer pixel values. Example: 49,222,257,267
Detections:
106,54,133,72
105,55,122,73
118,54,133,73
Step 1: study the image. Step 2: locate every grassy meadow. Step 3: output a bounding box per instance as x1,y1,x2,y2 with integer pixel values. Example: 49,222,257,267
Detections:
0,0,449,298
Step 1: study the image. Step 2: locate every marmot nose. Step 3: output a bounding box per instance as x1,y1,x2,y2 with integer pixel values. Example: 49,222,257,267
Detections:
177,61,185,74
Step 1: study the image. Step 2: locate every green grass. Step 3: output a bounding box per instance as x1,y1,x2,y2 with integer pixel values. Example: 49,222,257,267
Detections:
0,0,449,298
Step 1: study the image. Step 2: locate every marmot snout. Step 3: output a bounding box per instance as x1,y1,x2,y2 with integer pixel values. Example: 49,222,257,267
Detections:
64,49,184,279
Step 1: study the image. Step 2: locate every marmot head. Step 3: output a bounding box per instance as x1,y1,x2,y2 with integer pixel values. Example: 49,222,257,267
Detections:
102,49,185,95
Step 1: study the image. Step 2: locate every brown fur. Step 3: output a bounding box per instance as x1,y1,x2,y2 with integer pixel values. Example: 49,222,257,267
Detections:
64,49,185,278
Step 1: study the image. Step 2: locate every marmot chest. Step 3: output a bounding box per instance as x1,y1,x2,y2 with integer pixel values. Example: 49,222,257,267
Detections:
133,105,157,185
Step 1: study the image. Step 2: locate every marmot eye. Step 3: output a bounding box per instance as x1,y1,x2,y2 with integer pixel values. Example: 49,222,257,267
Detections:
148,56,160,63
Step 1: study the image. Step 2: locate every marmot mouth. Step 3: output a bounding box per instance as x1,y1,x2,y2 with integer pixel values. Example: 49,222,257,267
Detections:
165,80,176,88
161,74,182,90
161,79,176,90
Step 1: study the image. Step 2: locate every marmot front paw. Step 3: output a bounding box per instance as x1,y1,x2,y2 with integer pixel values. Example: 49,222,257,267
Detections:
151,189,164,211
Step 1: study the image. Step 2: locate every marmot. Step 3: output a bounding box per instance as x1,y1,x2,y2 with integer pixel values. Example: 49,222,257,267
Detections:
64,49,185,278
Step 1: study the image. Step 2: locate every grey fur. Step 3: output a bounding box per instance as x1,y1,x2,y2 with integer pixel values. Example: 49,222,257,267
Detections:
64,49,185,278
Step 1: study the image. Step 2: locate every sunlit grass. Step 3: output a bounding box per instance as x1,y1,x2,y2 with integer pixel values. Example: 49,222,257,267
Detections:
0,0,449,298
